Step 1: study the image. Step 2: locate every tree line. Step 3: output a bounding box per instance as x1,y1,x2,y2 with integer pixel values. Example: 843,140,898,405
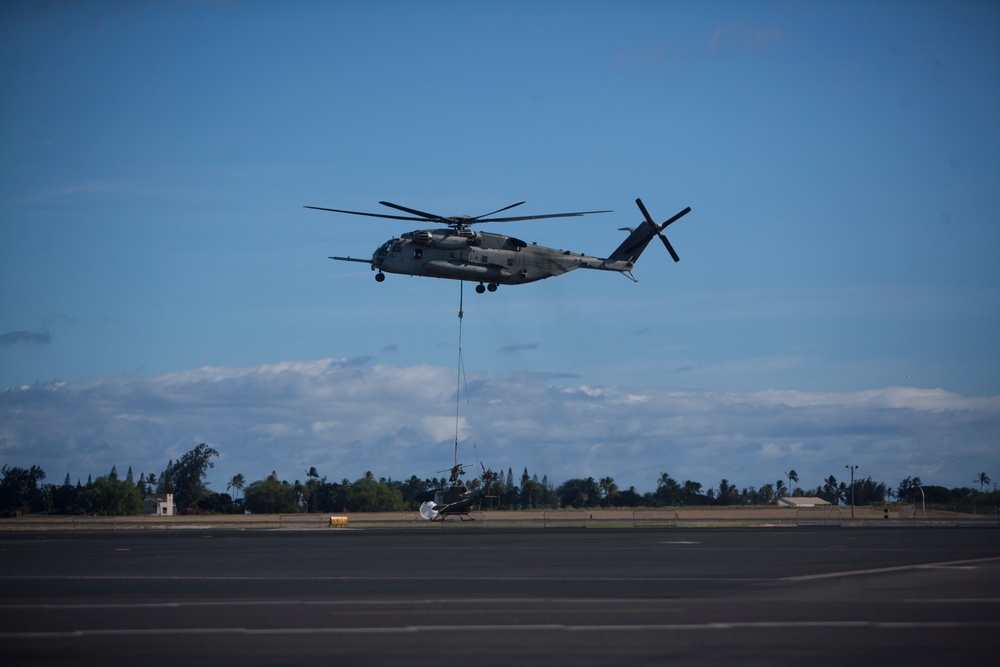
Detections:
1,444,995,516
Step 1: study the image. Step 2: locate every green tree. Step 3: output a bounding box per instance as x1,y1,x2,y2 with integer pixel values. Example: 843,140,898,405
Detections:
300,468,327,512
194,491,237,514
819,475,840,504
976,472,991,494
896,476,922,503
655,473,682,506
227,473,246,502
680,479,707,505
75,476,143,516
244,472,298,514
851,476,888,505
0,464,47,514
714,479,740,506
758,483,775,504
49,473,77,514
520,471,545,509
168,443,219,513
144,473,157,498
599,476,619,507
343,475,404,512
394,475,434,509
617,486,644,507
157,460,174,495
786,469,799,494
557,477,601,508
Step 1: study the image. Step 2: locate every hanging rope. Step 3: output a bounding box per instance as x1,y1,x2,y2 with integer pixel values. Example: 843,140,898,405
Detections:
454,282,463,469
454,281,479,473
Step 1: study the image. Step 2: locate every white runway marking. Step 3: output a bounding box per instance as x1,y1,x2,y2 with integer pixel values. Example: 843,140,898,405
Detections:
780,556,1000,582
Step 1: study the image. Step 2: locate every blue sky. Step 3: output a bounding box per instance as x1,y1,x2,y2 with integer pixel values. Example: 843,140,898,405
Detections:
2,1,998,497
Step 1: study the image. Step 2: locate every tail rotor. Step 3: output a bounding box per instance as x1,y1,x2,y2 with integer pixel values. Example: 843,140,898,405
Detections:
635,198,691,263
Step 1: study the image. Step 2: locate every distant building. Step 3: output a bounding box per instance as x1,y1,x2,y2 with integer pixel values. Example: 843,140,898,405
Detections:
144,493,175,516
778,497,832,508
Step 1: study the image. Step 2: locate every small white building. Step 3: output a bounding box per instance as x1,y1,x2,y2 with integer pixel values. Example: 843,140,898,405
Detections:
144,493,175,516
778,496,831,508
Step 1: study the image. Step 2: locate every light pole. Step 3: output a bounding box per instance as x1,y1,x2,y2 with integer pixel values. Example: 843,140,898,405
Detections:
845,465,859,519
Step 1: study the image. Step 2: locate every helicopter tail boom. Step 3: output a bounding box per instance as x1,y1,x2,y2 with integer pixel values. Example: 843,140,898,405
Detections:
606,199,691,266
607,220,660,265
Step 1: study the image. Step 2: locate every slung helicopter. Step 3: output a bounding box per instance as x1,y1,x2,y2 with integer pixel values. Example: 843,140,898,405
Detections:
305,198,691,293
419,463,496,522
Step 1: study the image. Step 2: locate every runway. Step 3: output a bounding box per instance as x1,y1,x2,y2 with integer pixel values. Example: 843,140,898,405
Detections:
2,527,998,666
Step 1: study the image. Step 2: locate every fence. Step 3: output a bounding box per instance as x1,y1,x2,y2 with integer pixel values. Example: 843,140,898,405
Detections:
896,504,998,525
632,509,679,528
543,510,589,528
796,507,843,527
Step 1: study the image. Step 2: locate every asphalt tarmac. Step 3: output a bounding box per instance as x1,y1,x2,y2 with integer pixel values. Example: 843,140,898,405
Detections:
1,527,998,666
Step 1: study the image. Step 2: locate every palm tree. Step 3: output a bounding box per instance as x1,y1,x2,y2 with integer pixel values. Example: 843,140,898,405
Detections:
656,473,681,505
599,476,618,507
775,479,787,498
822,475,839,504
786,469,799,494
228,473,246,501
976,472,991,494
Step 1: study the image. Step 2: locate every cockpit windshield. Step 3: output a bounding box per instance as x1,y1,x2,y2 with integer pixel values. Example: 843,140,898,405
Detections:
375,239,394,256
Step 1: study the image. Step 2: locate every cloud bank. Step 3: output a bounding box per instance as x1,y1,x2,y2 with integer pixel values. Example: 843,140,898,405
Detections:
0,329,52,347
2,358,997,495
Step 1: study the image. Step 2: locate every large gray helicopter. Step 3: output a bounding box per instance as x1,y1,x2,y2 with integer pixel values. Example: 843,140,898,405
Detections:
305,198,691,293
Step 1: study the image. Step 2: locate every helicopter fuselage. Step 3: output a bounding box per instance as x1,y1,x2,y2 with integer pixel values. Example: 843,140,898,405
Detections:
366,228,633,287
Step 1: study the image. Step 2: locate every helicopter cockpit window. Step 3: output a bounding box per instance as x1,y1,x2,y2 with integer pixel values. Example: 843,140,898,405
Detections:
375,240,394,256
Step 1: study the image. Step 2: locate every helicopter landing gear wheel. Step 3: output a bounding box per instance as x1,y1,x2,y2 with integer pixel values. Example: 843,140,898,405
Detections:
487,282,498,292
375,272,385,283
475,283,486,294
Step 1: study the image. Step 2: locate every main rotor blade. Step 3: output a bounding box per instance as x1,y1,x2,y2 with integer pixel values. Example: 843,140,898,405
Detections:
659,234,681,262
472,201,525,220
660,206,692,230
378,201,448,222
306,202,612,225
483,209,612,223
303,205,426,221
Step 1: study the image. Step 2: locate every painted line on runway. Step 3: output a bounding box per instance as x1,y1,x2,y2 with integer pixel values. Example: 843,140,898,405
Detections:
781,556,1000,582
3,620,1000,639
0,574,762,582
4,596,999,612
0,597,684,611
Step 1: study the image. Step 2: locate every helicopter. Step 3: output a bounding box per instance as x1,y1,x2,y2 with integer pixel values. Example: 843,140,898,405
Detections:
419,463,496,521
305,198,692,293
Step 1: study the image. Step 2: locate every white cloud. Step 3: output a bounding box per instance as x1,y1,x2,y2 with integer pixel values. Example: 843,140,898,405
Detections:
1,358,998,495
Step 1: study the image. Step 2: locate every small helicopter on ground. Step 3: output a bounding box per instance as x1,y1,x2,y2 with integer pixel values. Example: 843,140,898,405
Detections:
419,463,496,521
305,198,692,293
